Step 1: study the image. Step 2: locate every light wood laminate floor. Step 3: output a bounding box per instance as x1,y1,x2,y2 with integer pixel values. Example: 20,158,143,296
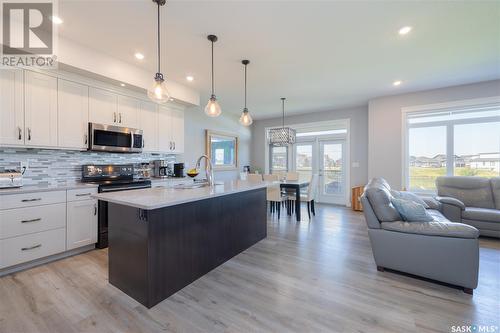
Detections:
1,205,499,333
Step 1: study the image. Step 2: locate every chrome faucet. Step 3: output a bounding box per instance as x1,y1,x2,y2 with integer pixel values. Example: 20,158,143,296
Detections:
196,155,215,187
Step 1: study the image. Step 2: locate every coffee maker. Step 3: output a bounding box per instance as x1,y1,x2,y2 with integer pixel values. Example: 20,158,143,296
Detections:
153,160,171,178
173,163,185,178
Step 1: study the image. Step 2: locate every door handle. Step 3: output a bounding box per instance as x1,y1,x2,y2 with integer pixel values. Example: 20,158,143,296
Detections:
94,203,97,216
75,193,92,197
21,244,41,251
169,141,172,150
84,134,88,145
119,113,122,123
173,142,175,150
21,198,41,202
18,127,22,140
142,139,145,148
21,218,41,223
27,128,31,141
113,112,117,123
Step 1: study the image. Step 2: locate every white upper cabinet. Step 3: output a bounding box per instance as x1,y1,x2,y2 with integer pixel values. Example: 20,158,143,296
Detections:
117,95,139,128
24,71,58,147
58,79,89,149
158,105,185,154
158,105,171,152
0,69,24,146
170,108,184,153
139,101,158,152
89,87,118,126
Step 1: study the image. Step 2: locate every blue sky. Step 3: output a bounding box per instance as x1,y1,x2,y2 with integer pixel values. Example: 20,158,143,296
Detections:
409,122,500,157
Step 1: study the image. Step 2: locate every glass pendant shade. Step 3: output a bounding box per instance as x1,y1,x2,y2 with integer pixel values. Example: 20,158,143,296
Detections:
239,108,253,126
148,73,170,104
205,95,222,117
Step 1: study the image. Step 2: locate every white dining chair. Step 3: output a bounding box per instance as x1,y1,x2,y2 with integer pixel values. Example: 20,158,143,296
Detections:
263,174,279,181
247,173,263,182
267,183,287,219
289,174,319,219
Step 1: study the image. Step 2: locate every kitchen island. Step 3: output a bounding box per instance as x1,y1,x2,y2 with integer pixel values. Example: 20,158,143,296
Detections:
93,180,268,308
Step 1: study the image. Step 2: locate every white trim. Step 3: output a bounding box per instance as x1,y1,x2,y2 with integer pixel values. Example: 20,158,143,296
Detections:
401,96,500,192
401,96,500,114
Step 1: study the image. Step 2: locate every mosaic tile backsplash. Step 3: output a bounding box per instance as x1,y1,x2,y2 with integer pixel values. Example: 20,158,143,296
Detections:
0,148,177,186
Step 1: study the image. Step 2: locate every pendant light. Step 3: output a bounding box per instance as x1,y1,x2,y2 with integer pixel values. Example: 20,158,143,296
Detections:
204,35,222,117
239,60,253,126
268,98,296,146
147,0,170,104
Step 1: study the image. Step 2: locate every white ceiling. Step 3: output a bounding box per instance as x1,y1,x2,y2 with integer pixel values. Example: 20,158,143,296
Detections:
58,0,500,119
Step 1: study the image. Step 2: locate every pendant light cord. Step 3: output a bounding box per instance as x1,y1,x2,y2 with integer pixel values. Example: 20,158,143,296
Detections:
211,40,214,96
282,98,285,128
157,1,161,73
244,63,247,109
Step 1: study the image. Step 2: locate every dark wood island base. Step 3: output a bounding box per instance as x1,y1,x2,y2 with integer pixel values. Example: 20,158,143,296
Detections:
108,188,267,308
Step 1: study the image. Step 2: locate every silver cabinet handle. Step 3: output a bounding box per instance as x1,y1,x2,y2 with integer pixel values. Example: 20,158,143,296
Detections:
21,218,41,223
169,141,172,150
142,139,145,148
75,193,92,197
113,112,117,123
21,198,41,202
27,128,31,141
84,134,88,145
18,127,22,140
173,142,176,150
21,244,41,251
94,203,97,215
119,113,122,123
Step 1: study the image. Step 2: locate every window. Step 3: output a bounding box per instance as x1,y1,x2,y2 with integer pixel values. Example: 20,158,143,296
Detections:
270,146,288,173
405,102,500,192
295,144,313,180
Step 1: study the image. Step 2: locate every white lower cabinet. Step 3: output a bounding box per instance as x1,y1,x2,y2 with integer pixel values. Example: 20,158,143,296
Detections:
0,188,98,271
66,199,98,251
0,228,66,269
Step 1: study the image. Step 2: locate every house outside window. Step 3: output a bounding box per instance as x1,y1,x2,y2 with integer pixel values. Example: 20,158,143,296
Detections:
404,100,500,192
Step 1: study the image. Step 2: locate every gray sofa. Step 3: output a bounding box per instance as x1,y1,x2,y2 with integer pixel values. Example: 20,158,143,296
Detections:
361,178,479,294
436,176,500,238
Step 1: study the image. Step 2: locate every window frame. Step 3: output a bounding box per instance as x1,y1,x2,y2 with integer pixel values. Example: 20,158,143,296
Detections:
402,96,500,193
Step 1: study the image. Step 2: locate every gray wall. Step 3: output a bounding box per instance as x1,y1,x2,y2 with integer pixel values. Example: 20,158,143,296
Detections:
182,107,251,181
251,105,369,188
368,79,500,189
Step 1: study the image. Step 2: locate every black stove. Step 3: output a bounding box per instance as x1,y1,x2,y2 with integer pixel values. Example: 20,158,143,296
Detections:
82,164,151,248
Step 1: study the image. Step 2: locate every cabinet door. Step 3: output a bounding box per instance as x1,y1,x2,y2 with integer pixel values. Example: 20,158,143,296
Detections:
24,71,58,147
66,199,98,250
89,87,118,125
0,69,24,146
170,108,184,153
158,105,172,152
58,79,89,149
139,101,158,152
170,109,184,153
117,95,139,128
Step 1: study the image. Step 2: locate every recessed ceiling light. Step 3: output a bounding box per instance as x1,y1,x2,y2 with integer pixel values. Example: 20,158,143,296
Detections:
120,83,126,87
398,26,412,35
134,52,144,60
393,80,402,86
51,16,63,24
186,76,194,82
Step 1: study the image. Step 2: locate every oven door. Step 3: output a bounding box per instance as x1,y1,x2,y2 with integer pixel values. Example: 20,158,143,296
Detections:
89,123,143,153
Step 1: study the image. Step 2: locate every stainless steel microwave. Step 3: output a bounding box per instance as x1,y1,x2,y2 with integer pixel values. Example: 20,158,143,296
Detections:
88,123,143,153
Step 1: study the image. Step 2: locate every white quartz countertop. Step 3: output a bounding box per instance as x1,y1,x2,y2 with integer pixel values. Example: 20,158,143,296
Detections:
0,182,98,195
93,180,269,210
